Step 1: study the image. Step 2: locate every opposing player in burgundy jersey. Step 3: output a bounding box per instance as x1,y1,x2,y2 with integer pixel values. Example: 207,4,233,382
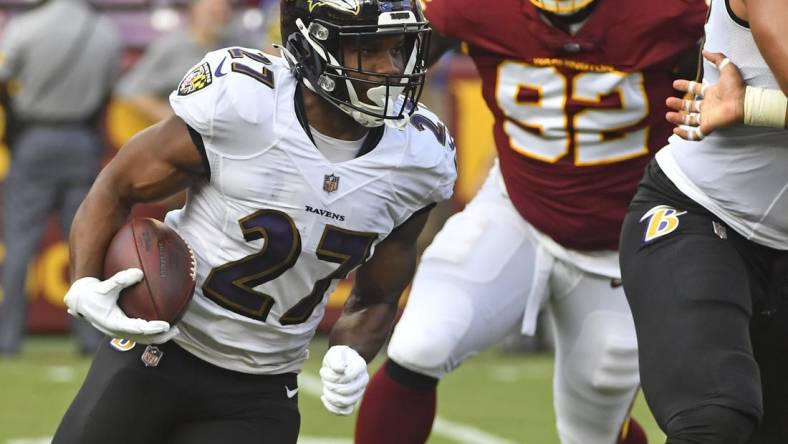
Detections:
355,0,706,443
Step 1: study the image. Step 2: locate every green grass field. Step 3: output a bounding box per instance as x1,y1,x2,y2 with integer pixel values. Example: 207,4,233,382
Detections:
0,336,665,444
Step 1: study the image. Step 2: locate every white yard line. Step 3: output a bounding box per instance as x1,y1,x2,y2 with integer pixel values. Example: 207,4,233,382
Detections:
299,373,517,444
7,438,51,444
433,418,518,444
44,366,76,383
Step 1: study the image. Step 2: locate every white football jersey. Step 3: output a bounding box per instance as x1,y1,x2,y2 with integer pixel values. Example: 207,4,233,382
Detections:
166,47,457,374
656,0,788,250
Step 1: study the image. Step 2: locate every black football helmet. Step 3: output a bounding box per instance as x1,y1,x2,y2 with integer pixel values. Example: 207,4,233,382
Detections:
280,0,431,127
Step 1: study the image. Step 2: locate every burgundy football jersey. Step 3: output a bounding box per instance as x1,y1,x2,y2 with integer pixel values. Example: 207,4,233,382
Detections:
425,0,706,250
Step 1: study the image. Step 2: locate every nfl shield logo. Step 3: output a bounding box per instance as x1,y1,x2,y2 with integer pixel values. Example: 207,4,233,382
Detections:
323,174,340,193
141,345,164,367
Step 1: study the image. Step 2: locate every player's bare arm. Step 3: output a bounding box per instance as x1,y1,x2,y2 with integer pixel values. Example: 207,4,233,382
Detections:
745,0,788,126
319,205,433,416
69,115,206,280
64,115,205,342
667,0,787,139
746,0,788,93
329,205,433,362
717,0,788,91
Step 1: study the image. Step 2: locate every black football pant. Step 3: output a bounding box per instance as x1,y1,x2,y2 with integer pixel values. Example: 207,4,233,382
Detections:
52,339,300,444
619,161,788,444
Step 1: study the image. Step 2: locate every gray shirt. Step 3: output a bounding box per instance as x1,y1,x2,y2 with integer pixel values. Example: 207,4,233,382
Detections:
0,0,122,121
116,28,252,100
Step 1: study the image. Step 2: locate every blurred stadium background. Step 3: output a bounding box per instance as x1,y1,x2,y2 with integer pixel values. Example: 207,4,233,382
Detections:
0,1,665,443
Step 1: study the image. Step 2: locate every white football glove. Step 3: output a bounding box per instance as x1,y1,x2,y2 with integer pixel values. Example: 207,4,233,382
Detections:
320,345,369,416
64,268,176,345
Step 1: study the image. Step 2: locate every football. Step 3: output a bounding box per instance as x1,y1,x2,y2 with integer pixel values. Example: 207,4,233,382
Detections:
103,217,196,324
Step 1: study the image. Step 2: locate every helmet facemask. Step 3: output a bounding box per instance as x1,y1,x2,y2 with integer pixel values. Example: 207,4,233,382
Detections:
282,2,431,128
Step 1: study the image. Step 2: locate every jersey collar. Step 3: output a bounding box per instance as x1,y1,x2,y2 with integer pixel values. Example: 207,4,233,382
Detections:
293,83,385,159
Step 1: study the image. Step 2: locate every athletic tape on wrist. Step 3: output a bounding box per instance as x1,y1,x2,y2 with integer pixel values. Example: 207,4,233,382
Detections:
744,86,787,128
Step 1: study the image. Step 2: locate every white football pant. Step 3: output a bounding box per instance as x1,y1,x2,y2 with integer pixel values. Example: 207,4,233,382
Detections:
388,162,640,444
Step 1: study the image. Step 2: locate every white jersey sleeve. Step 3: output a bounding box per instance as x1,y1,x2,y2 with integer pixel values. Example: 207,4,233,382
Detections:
169,47,282,158
392,107,457,224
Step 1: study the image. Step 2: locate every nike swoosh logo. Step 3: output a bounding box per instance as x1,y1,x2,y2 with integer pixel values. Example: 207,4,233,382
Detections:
285,385,299,398
214,58,228,77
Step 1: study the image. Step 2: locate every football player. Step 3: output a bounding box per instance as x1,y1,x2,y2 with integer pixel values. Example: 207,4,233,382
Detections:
52,1,456,443
620,0,788,442
355,0,706,443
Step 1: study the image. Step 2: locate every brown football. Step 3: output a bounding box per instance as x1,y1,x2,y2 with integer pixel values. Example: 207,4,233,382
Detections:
103,218,196,324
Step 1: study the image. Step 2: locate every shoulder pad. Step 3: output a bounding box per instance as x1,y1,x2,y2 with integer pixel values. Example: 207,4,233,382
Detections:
406,104,456,152
394,104,458,208
170,47,294,157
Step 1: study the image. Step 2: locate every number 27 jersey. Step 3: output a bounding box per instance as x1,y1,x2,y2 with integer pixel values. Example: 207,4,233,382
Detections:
166,48,456,374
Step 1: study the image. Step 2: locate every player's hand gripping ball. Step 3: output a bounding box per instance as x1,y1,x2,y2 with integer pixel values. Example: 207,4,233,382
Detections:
104,218,196,323
64,218,196,344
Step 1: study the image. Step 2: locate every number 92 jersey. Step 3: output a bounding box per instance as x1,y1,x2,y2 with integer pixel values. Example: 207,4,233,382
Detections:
166,48,457,375
424,0,706,251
